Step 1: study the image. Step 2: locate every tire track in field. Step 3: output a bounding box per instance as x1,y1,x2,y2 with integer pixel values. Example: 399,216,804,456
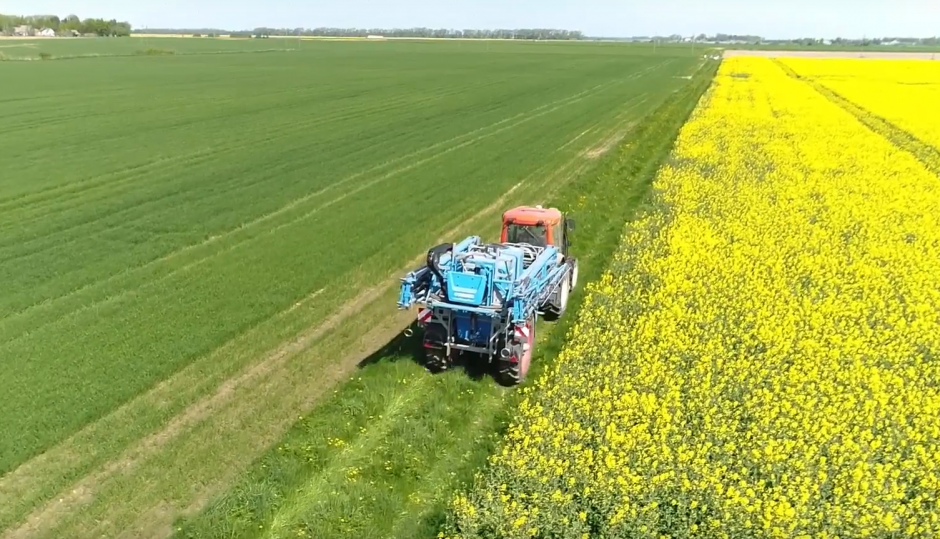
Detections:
0,96,638,538
0,94,340,212
0,81,478,236
0,70,557,214
6,70,462,135
0,75,507,219
264,373,437,538
0,77,625,345
5,77,426,153
0,75,603,246
1,62,662,259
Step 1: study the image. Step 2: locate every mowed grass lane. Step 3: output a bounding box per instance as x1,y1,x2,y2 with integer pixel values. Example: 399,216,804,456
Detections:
0,41,698,536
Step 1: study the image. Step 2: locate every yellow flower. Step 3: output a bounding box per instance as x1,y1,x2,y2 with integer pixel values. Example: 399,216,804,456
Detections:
444,56,940,539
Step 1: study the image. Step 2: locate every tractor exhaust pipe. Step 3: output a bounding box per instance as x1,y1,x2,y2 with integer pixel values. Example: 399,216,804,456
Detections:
403,328,414,337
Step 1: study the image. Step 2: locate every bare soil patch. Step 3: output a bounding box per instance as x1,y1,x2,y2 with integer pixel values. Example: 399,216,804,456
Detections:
583,127,632,160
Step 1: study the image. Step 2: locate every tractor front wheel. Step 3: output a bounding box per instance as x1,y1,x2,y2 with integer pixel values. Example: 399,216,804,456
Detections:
541,274,570,321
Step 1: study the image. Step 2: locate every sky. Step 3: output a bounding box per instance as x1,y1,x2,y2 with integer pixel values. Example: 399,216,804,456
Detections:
5,0,939,39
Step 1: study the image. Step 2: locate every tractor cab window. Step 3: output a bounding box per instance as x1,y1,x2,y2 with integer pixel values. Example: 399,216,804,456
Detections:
552,222,564,249
506,224,547,247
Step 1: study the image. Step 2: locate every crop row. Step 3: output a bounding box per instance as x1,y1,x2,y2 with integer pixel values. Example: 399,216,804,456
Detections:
779,57,940,156
445,56,940,538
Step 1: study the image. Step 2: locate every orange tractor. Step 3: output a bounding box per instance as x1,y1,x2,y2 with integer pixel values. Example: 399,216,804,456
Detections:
398,206,578,384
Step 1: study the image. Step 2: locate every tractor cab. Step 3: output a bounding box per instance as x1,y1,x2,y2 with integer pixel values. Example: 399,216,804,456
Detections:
500,205,575,254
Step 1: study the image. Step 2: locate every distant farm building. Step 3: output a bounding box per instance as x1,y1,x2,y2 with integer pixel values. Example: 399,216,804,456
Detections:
13,25,33,36
367,35,385,40
38,28,56,38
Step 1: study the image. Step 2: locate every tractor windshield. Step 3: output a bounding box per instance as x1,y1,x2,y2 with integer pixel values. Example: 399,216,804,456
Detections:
506,224,547,247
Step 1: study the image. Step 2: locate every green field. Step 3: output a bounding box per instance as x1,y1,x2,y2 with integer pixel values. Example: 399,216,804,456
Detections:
0,38,708,538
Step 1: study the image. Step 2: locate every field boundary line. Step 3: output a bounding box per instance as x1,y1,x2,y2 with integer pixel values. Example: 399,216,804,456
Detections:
772,59,940,178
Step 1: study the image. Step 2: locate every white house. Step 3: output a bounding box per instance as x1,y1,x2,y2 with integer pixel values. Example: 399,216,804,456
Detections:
13,25,33,36
38,28,56,37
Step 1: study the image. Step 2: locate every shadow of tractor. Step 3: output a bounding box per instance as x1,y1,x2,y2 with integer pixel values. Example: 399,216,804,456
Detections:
355,321,493,382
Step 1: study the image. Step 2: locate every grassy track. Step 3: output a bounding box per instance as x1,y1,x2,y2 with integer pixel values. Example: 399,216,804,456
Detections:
172,57,720,539
0,41,700,538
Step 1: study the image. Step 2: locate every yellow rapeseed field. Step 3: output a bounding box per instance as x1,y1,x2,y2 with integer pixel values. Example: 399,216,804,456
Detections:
444,57,940,538
781,58,940,154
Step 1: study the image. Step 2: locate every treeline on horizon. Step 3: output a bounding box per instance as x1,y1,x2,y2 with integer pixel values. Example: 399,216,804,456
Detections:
139,27,585,40
0,13,131,36
693,33,939,46
612,33,939,46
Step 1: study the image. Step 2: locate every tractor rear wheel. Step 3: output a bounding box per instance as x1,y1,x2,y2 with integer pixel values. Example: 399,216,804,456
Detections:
497,321,534,386
425,347,455,373
422,324,453,373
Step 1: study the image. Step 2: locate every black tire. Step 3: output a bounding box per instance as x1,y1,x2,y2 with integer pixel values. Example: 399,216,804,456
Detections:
422,324,452,373
496,321,533,386
424,347,455,373
541,272,570,321
496,341,526,386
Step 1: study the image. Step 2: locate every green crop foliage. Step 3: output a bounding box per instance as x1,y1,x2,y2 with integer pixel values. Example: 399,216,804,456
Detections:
0,40,705,537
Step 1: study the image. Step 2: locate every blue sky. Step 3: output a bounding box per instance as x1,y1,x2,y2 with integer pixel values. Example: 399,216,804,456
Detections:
5,0,938,39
